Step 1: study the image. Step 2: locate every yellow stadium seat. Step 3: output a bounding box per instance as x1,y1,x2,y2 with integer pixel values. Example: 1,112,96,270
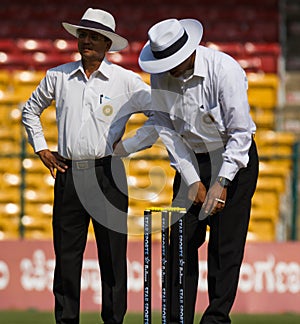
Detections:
0,89,22,105
42,126,58,142
22,157,48,173
0,202,20,218
251,205,279,221
256,130,295,146
247,73,279,109
40,104,57,126
248,219,276,241
0,187,20,203
25,172,54,189
0,139,21,154
24,187,53,204
12,70,45,101
257,145,293,159
0,157,21,173
0,217,20,240
252,190,279,209
259,160,290,178
0,124,21,141
0,105,22,126
250,108,275,129
256,176,286,193
0,70,11,90
0,172,21,190
22,214,52,239
24,202,53,218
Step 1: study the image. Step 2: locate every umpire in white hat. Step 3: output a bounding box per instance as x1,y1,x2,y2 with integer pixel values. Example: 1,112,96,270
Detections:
132,18,259,323
22,8,152,324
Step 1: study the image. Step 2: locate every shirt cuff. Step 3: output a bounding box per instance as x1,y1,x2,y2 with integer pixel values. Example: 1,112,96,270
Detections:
31,137,48,153
218,162,238,181
176,163,200,186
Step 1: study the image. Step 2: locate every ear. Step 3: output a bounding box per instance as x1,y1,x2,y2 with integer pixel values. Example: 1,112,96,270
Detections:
106,39,112,52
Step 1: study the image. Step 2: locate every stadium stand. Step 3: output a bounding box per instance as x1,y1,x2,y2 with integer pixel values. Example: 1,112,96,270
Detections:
0,0,298,241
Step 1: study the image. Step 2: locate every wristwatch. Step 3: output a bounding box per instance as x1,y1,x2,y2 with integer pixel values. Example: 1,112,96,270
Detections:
217,176,231,188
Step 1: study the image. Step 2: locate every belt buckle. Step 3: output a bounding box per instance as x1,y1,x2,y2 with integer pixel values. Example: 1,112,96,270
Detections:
75,161,89,170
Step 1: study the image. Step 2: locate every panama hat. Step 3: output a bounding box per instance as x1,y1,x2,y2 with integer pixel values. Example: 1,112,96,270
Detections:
139,18,203,74
62,8,128,52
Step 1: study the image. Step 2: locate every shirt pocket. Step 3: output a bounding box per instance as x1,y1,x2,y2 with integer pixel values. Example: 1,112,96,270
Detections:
197,104,226,135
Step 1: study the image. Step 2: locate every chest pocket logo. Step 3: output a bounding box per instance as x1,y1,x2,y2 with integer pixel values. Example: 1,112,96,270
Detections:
102,104,113,116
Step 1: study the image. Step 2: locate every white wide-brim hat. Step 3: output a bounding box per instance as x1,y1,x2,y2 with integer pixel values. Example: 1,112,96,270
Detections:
62,8,128,52
139,18,203,74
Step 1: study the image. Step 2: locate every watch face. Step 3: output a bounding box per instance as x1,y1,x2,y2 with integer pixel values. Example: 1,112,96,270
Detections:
218,177,230,187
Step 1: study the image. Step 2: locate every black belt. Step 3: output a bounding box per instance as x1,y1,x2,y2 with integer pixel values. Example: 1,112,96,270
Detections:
65,156,112,170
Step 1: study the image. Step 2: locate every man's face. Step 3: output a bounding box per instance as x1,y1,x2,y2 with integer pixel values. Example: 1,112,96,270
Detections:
169,54,194,78
77,29,112,61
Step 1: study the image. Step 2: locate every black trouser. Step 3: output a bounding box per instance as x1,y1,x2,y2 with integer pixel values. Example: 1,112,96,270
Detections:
52,156,128,324
169,140,259,324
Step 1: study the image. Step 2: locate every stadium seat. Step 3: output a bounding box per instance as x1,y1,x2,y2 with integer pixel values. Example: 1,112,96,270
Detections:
0,139,20,155
0,157,21,173
53,38,78,53
247,73,279,109
0,70,11,91
248,218,275,241
237,57,264,73
244,42,281,57
24,202,53,218
0,172,21,190
25,172,54,189
12,70,46,101
250,109,275,129
0,123,21,142
40,105,57,126
0,187,20,203
22,215,52,239
29,52,73,70
24,187,53,204
16,38,54,54
256,130,295,147
205,41,244,57
247,21,279,42
0,218,20,240
0,52,30,70
107,52,139,71
0,202,20,219
256,176,286,193
0,39,16,53
252,190,279,210
22,157,48,173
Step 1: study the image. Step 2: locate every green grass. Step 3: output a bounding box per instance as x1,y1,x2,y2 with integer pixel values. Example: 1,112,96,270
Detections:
0,311,300,324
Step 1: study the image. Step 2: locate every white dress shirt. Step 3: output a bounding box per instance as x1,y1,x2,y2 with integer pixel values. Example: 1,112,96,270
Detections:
22,59,152,160
124,45,256,185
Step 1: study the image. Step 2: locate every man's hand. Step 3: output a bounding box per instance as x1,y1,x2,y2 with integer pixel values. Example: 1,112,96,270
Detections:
113,140,130,157
202,181,227,216
188,181,207,205
37,149,68,178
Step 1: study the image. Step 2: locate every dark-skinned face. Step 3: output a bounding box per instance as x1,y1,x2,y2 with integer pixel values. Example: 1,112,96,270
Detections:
77,29,112,62
169,53,195,78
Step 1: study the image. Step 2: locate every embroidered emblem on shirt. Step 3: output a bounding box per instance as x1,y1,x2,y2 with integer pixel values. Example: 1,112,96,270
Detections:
103,105,113,116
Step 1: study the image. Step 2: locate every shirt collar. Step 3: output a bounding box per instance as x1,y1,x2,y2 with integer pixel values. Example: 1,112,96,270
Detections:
98,58,111,79
69,58,111,79
193,46,206,78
